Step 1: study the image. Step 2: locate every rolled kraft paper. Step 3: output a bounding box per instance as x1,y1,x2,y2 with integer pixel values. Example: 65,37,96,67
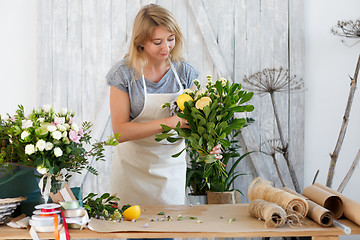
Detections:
314,183,360,226
248,199,287,228
248,177,308,219
302,185,343,219
283,187,334,227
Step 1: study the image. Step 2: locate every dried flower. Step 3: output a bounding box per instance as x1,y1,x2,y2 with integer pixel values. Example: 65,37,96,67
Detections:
331,19,360,38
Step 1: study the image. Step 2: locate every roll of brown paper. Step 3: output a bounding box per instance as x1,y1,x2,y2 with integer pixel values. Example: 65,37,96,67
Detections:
302,184,343,219
283,187,334,227
314,183,360,226
248,177,308,219
248,199,287,228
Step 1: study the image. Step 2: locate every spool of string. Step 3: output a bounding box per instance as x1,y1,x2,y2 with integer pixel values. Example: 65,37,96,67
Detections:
248,199,287,228
248,177,309,220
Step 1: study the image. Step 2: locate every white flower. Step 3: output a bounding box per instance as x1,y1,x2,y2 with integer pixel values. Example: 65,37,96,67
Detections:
25,144,36,155
54,116,65,125
21,130,30,140
43,104,52,113
36,139,46,151
37,117,45,123
51,131,62,140
45,142,53,150
219,77,227,86
194,88,207,100
1,114,9,121
183,89,194,95
71,122,79,132
47,125,57,132
60,108,68,115
22,120,33,129
36,165,48,175
63,123,70,130
54,147,63,157
57,124,67,132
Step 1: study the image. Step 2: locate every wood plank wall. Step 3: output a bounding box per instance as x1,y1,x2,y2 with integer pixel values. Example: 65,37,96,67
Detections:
38,0,304,202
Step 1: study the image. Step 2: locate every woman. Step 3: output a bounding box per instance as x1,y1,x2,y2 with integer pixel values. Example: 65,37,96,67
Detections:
107,4,220,205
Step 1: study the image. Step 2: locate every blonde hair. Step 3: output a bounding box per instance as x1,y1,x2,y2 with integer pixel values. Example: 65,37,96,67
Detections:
126,4,184,76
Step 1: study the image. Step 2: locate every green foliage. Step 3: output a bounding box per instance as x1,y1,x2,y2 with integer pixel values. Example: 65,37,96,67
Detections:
83,192,126,221
156,76,254,158
0,105,120,180
186,128,254,195
156,76,255,194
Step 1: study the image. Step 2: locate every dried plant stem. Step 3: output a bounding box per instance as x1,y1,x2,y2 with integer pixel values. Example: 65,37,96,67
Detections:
270,92,300,193
337,148,360,193
270,153,286,187
326,54,360,187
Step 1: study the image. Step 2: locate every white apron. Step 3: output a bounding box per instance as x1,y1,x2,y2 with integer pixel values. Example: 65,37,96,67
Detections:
110,62,186,205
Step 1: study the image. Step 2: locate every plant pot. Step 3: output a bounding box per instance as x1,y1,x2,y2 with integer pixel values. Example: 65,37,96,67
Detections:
207,190,241,204
186,193,208,205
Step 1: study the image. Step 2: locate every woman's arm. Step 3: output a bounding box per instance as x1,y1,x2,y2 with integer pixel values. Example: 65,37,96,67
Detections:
110,86,187,143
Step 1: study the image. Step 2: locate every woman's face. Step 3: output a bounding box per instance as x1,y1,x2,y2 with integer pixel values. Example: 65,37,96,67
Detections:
142,26,175,63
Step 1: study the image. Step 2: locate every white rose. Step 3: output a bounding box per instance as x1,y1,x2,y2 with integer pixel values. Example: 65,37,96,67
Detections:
60,108,68,115
63,123,70,130
43,104,52,113
45,142,53,150
36,165,48,175
51,131,62,140
36,139,46,151
22,120,33,129
25,144,36,155
54,147,63,157
57,124,67,132
47,125,57,132
54,116,65,125
21,130,30,140
71,122,79,132
1,114,9,121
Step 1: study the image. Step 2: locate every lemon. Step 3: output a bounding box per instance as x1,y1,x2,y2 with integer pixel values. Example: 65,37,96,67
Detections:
195,97,212,110
122,205,141,221
177,94,193,111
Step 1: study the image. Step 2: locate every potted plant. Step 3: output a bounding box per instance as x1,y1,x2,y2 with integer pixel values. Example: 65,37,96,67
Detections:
156,76,255,204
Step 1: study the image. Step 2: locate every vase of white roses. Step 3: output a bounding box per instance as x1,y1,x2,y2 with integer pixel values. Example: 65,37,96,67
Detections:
0,104,119,202
156,76,255,198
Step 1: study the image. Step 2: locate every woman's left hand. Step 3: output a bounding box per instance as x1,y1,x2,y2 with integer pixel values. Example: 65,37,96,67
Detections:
210,144,222,159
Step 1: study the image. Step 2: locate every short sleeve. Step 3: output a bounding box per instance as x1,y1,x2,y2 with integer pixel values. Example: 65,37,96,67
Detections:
106,61,130,93
179,62,199,89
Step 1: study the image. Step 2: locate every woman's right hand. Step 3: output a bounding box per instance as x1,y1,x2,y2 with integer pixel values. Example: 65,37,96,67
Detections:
169,115,189,129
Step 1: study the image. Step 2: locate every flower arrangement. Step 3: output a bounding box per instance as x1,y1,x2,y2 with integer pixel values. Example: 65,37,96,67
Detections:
156,76,255,192
0,105,119,182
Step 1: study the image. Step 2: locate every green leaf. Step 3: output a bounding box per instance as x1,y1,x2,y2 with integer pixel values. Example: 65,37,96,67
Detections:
171,147,186,158
160,124,172,132
239,92,254,104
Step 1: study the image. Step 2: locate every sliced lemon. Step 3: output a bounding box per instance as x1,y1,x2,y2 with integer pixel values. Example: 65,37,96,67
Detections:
122,205,141,221
177,94,193,111
195,97,212,110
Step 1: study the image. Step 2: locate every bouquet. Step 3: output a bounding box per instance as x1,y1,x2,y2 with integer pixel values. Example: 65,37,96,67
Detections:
156,76,254,189
0,105,119,195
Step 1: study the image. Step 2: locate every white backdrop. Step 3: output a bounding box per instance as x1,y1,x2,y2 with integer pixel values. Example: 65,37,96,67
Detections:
1,0,360,236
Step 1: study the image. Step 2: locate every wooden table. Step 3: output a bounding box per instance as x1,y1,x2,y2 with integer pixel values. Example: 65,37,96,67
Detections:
1,204,360,239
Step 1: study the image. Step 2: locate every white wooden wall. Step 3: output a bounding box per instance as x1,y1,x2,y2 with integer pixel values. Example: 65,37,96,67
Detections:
38,0,304,201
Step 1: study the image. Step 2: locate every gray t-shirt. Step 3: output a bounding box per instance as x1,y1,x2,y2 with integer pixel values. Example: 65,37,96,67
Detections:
106,59,199,121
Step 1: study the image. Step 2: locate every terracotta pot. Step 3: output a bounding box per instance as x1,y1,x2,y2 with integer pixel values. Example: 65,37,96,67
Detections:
206,190,241,204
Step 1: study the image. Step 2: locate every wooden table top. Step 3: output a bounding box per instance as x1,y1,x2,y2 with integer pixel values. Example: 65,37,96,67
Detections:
1,204,360,239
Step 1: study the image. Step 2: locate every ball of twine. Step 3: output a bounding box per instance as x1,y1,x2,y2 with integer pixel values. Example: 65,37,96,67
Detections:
248,177,308,219
248,199,287,228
